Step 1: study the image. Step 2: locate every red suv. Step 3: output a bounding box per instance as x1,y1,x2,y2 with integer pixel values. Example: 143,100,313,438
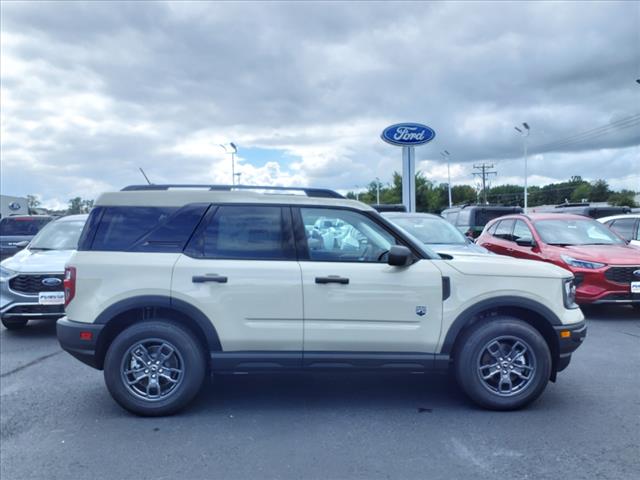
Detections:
477,213,640,307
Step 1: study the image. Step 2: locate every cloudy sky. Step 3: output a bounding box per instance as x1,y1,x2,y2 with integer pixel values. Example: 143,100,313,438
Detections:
1,0,639,208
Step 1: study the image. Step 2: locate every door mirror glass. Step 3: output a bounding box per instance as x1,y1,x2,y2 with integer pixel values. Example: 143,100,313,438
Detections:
515,238,534,247
387,245,413,266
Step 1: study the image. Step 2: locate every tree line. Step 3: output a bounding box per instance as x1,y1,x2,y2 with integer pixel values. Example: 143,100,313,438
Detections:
345,173,638,213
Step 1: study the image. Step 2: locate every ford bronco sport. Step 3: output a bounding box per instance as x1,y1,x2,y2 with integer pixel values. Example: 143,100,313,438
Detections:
57,185,586,416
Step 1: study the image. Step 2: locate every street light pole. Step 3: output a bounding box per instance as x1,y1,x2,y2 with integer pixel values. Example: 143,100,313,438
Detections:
441,150,452,207
219,142,238,185
375,177,381,204
514,123,530,213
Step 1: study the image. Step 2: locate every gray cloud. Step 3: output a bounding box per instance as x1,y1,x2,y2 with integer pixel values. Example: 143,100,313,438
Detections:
1,0,638,207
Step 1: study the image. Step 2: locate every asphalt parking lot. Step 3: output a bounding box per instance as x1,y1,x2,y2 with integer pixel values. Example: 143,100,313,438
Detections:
1,307,638,480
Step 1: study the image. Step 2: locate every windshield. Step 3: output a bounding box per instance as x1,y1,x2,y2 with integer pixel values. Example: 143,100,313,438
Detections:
0,217,51,236
29,218,86,250
389,216,467,245
534,219,625,246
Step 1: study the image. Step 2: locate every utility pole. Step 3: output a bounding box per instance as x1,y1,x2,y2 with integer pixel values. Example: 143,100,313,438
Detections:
375,177,381,204
472,163,497,204
441,150,452,207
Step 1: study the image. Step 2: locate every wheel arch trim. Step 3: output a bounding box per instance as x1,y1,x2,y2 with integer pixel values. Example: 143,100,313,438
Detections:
441,296,562,355
93,295,222,352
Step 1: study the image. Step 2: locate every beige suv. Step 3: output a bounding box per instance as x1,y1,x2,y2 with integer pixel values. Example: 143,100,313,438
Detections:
57,185,586,416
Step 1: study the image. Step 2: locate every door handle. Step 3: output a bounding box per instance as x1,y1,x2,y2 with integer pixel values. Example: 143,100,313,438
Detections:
192,274,228,284
315,276,349,285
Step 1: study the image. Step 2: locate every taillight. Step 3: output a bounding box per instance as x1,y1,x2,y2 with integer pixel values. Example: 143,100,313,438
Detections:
64,267,76,306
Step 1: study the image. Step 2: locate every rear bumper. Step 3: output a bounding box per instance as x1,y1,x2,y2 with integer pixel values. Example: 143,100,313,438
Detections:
554,320,587,372
56,317,104,369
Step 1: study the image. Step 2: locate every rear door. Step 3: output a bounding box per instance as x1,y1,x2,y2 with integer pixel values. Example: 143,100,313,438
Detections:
171,205,303,355
294,207,443,356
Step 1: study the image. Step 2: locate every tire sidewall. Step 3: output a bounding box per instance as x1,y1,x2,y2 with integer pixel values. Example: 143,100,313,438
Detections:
104,320,206,416
455,317,551,410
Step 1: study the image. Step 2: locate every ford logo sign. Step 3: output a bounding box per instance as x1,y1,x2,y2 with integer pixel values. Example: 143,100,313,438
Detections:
8,201,21,211
42,277,62,287
381,123,436,147
634,270,640,278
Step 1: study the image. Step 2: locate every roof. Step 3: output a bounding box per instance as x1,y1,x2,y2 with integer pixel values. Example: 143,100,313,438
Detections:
382,212,441,219
0,214,53,220
497,212,597,222
597,214,640,222
95,190,374,211
53,214,89,222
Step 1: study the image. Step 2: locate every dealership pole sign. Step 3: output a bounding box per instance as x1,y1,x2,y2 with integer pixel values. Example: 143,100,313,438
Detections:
381,123,436,212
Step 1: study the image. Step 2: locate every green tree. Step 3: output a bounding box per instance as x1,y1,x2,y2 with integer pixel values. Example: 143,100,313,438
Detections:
68,197,94,214
26,194,41,209
607,190,638,207
590,179,610,202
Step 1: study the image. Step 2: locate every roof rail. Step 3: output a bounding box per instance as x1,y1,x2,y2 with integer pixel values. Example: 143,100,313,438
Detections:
120,184,344,199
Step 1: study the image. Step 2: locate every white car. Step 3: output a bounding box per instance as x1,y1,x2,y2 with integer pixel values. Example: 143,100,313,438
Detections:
382,212,492,256
56,185,585,416
598,214,640,247
0,214,88,329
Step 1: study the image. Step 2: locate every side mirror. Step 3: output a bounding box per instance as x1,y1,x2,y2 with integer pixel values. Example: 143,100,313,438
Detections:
388,245,413,266
15,240,30,249
515,238,535,247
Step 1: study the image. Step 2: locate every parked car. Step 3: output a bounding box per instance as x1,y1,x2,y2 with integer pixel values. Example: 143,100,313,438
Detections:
57,184,585,416
382,212,491,255
477,213,640,307
0,214,88,329
598,214,640,247
0,215,53,260
535,203,631,219
441,205,523,239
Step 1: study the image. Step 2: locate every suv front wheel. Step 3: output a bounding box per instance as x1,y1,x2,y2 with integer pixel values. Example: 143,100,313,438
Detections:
104,320,206,416
455,317,551,410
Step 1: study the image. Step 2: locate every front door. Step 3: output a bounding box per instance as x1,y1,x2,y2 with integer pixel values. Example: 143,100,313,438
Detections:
295,207,443,356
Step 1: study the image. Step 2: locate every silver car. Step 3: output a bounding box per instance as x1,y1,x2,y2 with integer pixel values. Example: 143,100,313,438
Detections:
0,214,88,330
382,212,491,256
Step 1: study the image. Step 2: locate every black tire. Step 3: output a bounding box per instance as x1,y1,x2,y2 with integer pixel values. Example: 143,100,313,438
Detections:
104,320,206,416
454,316,551,410
1,318,28,330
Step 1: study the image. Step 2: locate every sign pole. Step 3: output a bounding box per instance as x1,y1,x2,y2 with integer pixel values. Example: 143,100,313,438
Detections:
381,123,435,214
401,146,416,212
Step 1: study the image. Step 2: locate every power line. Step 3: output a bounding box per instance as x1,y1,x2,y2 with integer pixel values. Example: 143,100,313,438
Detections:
533,113,640,152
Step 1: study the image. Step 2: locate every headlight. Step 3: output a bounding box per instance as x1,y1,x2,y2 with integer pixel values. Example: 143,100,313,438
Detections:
563,278,579,309
0,266,17,281
561,255,606,269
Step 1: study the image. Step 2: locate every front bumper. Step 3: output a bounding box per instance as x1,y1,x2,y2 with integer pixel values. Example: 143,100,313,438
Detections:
1,274,66,320
574,266,640,304
554,320,587,372
57,317,104,369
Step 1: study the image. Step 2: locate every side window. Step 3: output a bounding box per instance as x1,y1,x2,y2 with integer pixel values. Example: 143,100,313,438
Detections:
513,220,533,243
198,206,294,260
609,218,635,241
494,219,515,241
91,207,177,251
486,221,499,235
299,208,397,262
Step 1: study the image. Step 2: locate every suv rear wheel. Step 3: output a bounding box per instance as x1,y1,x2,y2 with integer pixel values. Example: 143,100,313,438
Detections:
104,320,206,416
455,317,551,410
1,318,28,330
